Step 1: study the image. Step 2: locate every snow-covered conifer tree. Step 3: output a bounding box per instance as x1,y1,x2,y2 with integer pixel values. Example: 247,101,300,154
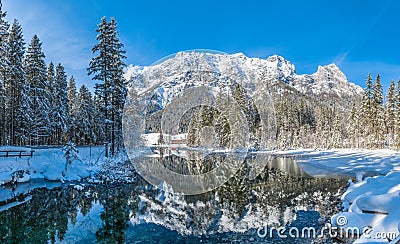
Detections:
386,80,396,147
0,1,8,145
88,16,127,156
62,141,80,174
67,76,77,142
373,74,384,148
348,102,359,148
47,62,56,143
5,19,26,145
53,63,69,144
76,85,95,145
93,93,105,145
360,74,374,148
24,35,50,145
396,80,400,149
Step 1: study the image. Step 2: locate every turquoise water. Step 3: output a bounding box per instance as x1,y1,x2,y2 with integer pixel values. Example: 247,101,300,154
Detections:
0,155,347,243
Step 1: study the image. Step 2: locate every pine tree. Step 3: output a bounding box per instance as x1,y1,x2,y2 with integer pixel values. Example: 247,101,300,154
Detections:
108,17,127,154
396,80,400,149
386,80,396,147
53,63,69,144
372,74,384,148
24,35,50,145
76,85,95,145
88,16,127,156
88,17,111,156
348,102,359,148
62,141,80,174
4,19,26,145
0,1,8,145
47,62,56,143
360,74,374,148
67,76,77,142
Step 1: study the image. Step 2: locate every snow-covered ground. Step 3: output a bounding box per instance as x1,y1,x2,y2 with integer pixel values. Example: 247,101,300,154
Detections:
0,146,107,185
331,171,400,243
278,148,400,243
275,148,400,178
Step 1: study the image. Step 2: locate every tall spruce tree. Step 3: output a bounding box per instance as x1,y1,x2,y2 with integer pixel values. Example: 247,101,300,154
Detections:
5,19,26,145
24,35,50,145
88,16,127,156
47,62,56,143
386,80,396,147
67,76,77,142
373,74,384,148
108,17,127,153
76,85,95,145
396,80,400,148
347,102,358,148
0,1,8,145
360,74,374,147
53,63,69,144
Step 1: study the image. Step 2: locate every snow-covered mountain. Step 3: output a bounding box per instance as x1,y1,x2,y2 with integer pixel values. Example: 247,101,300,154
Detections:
124,52,363,110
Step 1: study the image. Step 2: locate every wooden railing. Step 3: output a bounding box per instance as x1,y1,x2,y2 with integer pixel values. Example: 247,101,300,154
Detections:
0,150,35,158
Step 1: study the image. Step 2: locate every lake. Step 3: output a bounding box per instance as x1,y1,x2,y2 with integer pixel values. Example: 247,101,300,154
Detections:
0,153,348,243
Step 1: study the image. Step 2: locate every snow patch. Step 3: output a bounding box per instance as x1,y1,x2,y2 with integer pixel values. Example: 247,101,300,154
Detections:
0,146,108,185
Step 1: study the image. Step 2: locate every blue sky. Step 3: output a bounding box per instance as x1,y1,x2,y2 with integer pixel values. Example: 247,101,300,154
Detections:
3,0,400,90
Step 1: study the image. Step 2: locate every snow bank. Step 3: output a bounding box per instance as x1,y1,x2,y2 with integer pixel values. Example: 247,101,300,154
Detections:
331,172,400,243
288,149,400,178
0,146,106,185
282,148,400,243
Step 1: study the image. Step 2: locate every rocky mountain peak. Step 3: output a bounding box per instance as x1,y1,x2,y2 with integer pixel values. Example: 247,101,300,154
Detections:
125,52,363,108
310,63,363,96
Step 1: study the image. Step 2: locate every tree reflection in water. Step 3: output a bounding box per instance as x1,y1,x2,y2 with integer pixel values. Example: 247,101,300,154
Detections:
0,154,347,243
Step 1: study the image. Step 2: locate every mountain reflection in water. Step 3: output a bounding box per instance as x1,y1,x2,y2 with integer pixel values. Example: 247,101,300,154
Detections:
0,153,347,243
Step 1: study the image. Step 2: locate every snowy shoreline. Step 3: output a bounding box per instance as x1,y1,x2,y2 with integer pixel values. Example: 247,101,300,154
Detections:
278,148,400,243
330,171,400,243
1,146,400,243
0,146,108,186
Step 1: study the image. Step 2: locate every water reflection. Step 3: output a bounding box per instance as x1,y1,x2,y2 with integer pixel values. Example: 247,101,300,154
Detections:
134,150,310,195
0,154,347,243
